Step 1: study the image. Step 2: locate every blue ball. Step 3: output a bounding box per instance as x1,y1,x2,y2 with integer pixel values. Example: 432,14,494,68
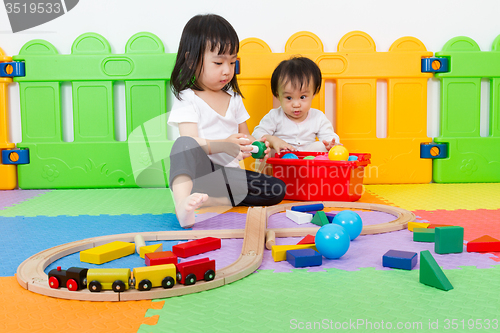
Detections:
281,153,298,159
332,210,363,240
315,224,350,259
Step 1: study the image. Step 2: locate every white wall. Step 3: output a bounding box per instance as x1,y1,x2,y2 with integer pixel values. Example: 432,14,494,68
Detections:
2,0,500,143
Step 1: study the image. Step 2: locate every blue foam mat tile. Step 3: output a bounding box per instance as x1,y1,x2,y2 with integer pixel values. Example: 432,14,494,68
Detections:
0,213,183,277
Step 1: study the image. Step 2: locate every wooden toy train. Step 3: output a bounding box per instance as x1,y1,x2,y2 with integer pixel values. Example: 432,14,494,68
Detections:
48,258,216,292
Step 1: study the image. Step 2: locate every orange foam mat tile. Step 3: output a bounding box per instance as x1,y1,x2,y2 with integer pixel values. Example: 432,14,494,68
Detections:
0,276,160,333
365,183,500,211
414,209,500,261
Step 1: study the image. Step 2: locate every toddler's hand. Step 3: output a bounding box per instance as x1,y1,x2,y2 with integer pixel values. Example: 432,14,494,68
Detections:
270,138,297,155
322,139,342,151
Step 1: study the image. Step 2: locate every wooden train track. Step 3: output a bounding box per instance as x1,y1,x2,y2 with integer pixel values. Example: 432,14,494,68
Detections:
16,201,414,301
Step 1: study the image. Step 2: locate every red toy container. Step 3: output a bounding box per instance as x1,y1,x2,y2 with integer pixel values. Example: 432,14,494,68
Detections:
267,152,371,202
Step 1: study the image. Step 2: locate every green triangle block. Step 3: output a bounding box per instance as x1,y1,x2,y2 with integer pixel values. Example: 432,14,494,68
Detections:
311,211,329,226
419,250,453,291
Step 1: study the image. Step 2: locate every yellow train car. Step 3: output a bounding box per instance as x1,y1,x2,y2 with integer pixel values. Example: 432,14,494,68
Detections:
132,264,176,291
86,268,131,292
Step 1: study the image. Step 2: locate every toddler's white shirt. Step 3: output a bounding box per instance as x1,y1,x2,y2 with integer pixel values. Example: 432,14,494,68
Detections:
252,107,339,151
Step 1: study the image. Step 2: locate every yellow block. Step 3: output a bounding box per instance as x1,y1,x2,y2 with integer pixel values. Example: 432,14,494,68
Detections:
408,222,430,232
272,244,317,262
139,243,163,259
80,241,135,264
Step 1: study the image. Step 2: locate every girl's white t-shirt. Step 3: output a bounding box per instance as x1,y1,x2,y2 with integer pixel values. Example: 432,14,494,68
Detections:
167,89,250,168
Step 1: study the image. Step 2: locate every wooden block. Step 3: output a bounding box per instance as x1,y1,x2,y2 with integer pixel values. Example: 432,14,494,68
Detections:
139,243,163,259
311,211,329,227
419,250,453,291
408,222,430,232
297,234,315,245
466,235,500,253
145,251,178,266
413,228,435,242
382,250,417,270
172,237,221,258
427,224,453,229
286,249,322,267
291,203,324,212
271,244,317,262
435,226,464,254
286,210,313,225
80,241,135,265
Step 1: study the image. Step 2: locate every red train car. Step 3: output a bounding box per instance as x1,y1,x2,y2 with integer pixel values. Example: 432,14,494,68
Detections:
175,258,216,285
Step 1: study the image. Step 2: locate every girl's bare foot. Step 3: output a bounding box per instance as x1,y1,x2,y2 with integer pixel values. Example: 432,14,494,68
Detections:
176,193,209,228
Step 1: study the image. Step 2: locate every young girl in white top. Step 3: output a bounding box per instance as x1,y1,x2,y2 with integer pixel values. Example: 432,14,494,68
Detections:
252,57,340,154
168,14,286,228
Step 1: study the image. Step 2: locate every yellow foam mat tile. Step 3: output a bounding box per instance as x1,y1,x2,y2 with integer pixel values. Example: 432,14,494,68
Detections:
365,183,500,211
0,276,158,333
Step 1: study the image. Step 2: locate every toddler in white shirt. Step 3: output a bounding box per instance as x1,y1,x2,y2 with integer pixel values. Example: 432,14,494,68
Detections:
252,56,340,154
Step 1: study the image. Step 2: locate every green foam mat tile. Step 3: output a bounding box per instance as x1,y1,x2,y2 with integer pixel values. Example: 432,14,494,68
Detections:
0,188,175,217
139,266,500,332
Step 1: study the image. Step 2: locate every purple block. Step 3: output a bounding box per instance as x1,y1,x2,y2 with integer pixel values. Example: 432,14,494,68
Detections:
286,249,322,268
382,250,417,270
325,212,336,223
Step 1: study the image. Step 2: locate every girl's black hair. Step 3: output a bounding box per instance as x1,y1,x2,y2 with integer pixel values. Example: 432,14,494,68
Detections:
171,14,242,99
270,57,322,97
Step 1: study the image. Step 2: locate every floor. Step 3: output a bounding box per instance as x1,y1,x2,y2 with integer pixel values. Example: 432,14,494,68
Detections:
1,184,499,333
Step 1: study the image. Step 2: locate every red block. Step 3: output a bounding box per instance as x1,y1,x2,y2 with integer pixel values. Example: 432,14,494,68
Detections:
427,224,453,229
172,237,222,258
145,251,178,266
297,234,315,245
466,235,500,253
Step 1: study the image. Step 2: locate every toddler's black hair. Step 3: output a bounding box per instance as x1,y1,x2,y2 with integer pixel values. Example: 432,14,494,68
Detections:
271,57,322,97
170,14,242,99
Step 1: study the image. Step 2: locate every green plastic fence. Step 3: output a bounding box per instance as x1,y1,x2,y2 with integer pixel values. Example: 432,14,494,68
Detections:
434,35,500,182
13,32,176,189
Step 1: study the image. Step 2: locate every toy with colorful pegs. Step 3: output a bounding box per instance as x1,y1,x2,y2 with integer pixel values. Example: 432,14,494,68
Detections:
328,145,349,161
250,141,266,159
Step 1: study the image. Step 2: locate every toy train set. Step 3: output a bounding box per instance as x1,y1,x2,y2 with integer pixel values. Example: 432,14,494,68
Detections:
48,257,216,292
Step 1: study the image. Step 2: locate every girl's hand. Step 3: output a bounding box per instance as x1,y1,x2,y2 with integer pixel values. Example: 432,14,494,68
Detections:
224,133,253,160
322,138,342,151
226,133,250,146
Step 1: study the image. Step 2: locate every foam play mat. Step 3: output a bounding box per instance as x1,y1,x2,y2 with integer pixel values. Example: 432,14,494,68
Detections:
1,184,499,332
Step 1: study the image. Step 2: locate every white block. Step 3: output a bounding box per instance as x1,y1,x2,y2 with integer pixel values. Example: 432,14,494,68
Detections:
286,210,313,225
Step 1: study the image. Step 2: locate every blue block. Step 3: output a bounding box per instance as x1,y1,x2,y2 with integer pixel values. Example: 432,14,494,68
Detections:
324,212,336,223
291,204,324,213
1,149,29,165
286,249,322,268
382,250,417,270
421,57,449,73
0,62,25,77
